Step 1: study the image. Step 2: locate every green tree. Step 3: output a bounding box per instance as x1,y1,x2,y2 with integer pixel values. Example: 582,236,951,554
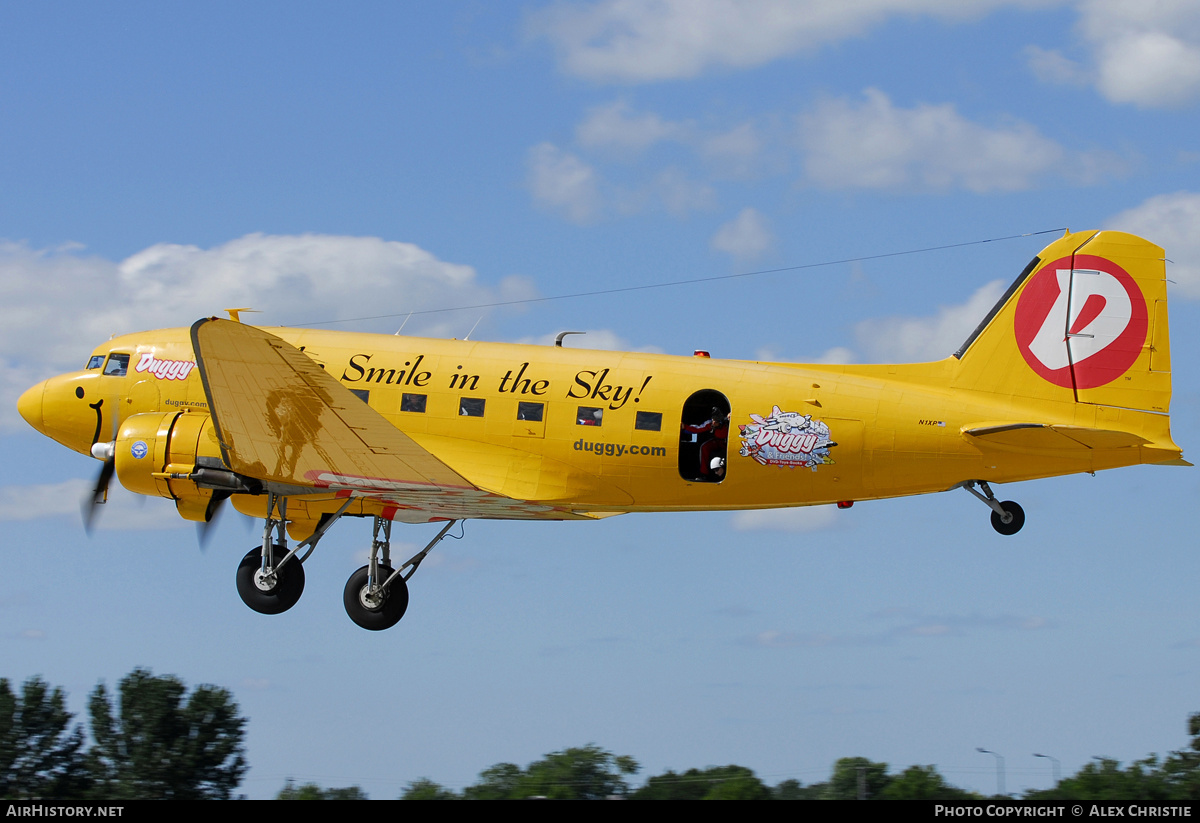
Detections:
634,765,770,800
698,766,772,800
463,746,638,800
0,677,87,798
1027,757,1175,802
1159,712,1200,801
462,762,522,799
879,765,977,800
515,745,638,799
400,778,457,800
278,779,368,799
634,769,706,800
87,668,246,800
823,757,891,800
773,778,812,800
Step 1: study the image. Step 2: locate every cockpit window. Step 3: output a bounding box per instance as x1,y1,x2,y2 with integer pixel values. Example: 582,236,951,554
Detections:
85,355,105,370
103,353,130,377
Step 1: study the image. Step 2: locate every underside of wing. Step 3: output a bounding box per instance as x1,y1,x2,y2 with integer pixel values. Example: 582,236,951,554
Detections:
190,319,598,520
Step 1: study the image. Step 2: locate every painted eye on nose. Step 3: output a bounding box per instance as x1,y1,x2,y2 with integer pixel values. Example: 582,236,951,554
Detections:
75,386,84,399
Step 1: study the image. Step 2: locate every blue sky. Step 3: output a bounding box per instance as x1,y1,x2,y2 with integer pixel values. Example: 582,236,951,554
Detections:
2,0,1200,798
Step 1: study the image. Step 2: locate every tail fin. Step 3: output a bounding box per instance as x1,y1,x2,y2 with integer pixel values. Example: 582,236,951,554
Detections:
954,230,1171,414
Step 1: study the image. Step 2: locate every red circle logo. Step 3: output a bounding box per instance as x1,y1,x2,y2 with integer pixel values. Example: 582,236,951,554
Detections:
1013,255,1147,389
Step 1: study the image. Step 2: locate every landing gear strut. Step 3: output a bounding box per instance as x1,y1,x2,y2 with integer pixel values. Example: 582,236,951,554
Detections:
962,480,1025,535
235,492,353,615
236,493,305,614
343,518,457,631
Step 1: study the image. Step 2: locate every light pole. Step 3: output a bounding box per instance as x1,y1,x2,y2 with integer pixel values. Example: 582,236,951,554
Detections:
1033,753,1061,787
977,747,1006,797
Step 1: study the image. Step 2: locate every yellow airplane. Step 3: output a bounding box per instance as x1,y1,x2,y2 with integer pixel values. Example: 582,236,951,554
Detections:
16,229,1187,630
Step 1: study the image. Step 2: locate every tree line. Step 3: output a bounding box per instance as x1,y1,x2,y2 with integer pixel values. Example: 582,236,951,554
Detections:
7,669,1200,800
292,717,1200,800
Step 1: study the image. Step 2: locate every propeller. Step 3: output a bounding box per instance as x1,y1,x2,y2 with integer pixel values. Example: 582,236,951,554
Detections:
82,393,119,535
196,491,231,549
83,440,115,534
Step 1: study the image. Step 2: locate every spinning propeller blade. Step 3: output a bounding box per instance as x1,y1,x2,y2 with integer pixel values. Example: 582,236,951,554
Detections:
83,440,115,534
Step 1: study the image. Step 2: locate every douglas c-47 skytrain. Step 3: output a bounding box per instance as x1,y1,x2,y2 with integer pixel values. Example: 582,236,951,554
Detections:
17,230,1188,630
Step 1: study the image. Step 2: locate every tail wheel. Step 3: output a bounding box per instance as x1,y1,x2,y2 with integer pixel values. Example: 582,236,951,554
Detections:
236,547,305,614
344,565,409,630
990,501,1025,536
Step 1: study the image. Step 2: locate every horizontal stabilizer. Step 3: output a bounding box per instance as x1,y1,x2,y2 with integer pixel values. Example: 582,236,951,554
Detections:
963,423,1151,451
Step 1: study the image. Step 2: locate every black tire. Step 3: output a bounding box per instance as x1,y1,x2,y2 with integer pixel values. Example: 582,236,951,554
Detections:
343,565,409,631
990,501,1025,536
236,547,305,614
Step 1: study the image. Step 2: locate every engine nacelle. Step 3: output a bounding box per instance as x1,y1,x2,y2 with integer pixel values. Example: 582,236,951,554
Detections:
114,410,227,522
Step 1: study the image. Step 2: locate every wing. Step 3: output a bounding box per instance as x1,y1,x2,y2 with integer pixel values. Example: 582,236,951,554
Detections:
190,319,601,520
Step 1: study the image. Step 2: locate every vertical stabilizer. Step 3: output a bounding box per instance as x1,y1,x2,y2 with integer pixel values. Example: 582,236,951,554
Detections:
954,230,1170,414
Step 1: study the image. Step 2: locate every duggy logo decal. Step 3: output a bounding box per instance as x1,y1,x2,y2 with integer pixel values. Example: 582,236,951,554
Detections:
1014,255,1147,389
135,353,196,381
738,406,835,470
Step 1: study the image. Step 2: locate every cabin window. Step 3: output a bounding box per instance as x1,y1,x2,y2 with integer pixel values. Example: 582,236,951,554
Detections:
678,389,731,484
85,355,105,370
517,401,544,422
401,393,427,413
103,353,130,377
635,411,662,432
459,397,485,417
576,406,603,426
349,389,370,404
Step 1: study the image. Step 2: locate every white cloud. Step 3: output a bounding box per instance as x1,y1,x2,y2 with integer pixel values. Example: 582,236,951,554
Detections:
574,101,763,176
115,234,490,333
526,142,603,223
710,207,773,261
699,122,764,178
528,0,1057,83
753,345,855,364
798,89,1118,192
731,505,839,532
0,479,186,530
529,136,715,221
575,99,688,153
1107,191,1200,298
1,234,529,430
650,168,717,216
532,1,1200,107
855,279,1007,362
0,479,88,522
1026,2,1200,108
1079,0,1200,108
814,346,856,365
1024,44,1090,86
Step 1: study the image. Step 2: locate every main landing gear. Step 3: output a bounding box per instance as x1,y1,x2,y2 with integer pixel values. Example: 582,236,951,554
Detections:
234,491,458,630
344,519,457,631
961,480,1025,535
236,493,307,614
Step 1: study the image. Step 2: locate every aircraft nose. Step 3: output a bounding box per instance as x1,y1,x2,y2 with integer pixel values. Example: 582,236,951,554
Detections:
17,380,45,432
19,373,102,455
